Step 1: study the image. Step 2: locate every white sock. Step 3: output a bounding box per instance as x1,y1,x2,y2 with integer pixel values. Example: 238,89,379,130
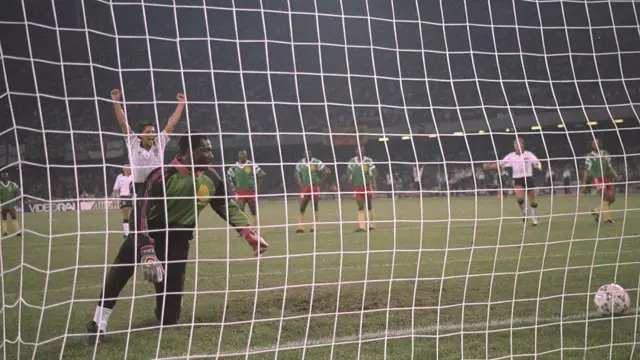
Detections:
122,222,130,235
93,306,113,332
519,202,527,217
530,206,538,218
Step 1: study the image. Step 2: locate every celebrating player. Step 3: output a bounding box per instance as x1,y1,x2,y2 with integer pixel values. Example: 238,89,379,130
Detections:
347,147,377,232
484,138,542,226
0,172,20,237
112,165,134,237
227,150,266,227
582,138,619,224
111,89,186,193
294,151,330,233
87,135,268,344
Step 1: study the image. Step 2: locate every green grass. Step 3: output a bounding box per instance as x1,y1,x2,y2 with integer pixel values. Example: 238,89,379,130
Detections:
2,194,640,359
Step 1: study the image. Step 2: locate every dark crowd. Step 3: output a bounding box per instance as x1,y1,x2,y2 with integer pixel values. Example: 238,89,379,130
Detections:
0,0,639,201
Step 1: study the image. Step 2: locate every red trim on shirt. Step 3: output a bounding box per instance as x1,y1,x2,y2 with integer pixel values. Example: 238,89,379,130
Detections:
170,156,203,176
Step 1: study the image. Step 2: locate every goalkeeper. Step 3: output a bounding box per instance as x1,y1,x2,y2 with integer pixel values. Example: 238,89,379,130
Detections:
87,135,268,344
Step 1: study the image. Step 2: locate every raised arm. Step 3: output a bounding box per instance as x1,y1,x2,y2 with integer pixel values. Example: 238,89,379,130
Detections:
162,93,186,134
110,89,130,135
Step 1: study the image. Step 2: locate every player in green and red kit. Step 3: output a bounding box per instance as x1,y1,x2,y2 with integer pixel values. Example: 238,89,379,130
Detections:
295,151,330,233
347,147,377,232
227,150,265,226
87,135,268,345
582,138,619,224
0,172,21,237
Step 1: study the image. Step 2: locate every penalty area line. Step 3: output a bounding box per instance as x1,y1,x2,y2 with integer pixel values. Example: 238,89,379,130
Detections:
210,307,640,357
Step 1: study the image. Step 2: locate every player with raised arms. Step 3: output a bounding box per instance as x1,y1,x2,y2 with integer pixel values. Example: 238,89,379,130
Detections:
484,138,542,226
110,89,186,194
112,165,134,237
582,138,619,224
227,150,266,227
347,147,377,232
87,135,268,344
295,151,330,234
0,172,21,237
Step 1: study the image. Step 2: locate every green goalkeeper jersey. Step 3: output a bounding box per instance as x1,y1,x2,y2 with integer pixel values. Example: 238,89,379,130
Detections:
347,156,377,186
137,159,249,239
0,181,19,210
585,150,613,179
227,161,265,191
296,158,326,186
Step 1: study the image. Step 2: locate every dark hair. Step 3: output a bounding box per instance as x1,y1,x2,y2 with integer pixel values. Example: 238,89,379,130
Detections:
179,135,207,155
139,123,155,132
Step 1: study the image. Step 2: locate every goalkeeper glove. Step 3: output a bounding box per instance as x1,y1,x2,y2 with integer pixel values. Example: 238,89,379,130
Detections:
139,245,164,283
240,228,268,257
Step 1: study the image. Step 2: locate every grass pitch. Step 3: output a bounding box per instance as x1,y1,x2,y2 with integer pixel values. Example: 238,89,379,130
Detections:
2,194,640,359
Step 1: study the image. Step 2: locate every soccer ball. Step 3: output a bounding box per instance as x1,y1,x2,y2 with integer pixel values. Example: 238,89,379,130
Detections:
594,283,630,316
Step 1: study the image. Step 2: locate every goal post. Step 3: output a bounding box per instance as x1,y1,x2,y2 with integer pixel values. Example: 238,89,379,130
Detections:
1,0,640,359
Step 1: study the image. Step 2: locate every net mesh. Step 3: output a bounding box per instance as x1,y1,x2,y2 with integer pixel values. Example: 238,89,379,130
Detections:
1,0,640,359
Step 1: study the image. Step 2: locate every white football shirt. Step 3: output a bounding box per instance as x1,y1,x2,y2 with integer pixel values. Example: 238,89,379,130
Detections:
113,174,134,196
500,151,540,178
126,131,170,184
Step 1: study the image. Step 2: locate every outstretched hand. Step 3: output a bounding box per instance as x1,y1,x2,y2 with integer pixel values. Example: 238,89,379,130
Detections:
110,89,121,101
176,93,186,103
240,228,268,257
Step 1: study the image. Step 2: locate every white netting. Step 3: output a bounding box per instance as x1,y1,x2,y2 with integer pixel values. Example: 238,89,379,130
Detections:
1,0,640,359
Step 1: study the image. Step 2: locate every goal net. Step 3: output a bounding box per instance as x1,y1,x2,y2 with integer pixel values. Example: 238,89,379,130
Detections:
1,0,640,359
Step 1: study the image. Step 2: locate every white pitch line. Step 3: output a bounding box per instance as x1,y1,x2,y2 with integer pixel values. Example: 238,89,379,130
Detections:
8,248,640,299
154,307,640,359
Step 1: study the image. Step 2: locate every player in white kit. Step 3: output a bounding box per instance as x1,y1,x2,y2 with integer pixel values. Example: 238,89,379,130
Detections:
110,89,186,193
484,138,542,226
112,166,134,237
